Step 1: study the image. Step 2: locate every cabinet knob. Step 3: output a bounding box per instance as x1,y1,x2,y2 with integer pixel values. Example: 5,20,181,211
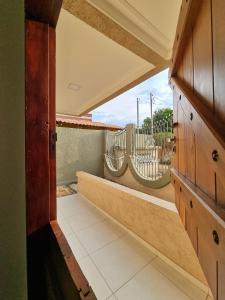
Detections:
212,150,219,162
212,230,219,245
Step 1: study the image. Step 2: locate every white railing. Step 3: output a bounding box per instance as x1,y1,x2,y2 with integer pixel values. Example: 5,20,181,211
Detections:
105,129,126,171
104,114,174,187
132,115,173,181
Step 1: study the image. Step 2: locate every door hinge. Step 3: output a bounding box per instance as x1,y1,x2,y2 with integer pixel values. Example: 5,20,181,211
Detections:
49,130,57,159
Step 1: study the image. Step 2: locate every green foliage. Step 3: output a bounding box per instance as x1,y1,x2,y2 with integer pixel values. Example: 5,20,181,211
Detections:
153,131,172,146
142,108,173,130
142,117,152,129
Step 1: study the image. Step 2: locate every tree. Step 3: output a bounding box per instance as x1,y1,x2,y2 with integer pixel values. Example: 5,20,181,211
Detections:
153,108,173,124
142,108,173,130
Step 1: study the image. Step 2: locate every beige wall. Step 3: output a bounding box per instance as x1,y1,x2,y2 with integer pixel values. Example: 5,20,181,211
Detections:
104,165,175,203
77,172,207,287
0,2,27,299
57,127,104,184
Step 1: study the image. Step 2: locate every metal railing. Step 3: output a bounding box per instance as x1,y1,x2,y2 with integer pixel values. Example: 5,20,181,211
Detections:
104,114,174,186
105,129,126,171
132,114,173,181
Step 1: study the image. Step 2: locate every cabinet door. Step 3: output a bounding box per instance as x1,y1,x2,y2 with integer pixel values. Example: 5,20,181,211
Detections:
177,105,186,176
195,119,215,201
193,0,213,111
184,118,196,184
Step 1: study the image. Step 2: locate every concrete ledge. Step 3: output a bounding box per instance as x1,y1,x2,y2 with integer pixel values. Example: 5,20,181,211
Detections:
77,171,207,287
104,165,175,203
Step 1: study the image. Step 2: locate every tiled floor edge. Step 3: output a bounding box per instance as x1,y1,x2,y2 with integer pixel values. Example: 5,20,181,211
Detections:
79,192,209,295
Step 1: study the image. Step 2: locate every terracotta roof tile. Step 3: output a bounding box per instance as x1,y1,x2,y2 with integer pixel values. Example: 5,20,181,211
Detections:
56,114,123,131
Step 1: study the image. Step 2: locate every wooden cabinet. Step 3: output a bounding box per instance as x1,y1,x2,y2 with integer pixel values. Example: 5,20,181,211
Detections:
193,0,213,111
171,1,225,298
177,105,186,176
212,0,225,124
171,170,225,300
182,34,193,90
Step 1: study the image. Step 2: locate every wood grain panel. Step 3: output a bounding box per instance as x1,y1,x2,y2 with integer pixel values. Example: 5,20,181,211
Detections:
26,21,50,235
182,34,193,90
171,170,225,300
173,89,179,123
216,173,225,209
195,119,215,201
171,174,180,210
212,0,225,124
185,209,198,253
170,0,202,77
173,80,225,216
179,189,186,226
177,102,186,176
171,77,225,149
173,126,179,170
171,2,225,297
49,27,57,221
184,117,195,184
180,186,198,252
198,232,218,299
172,89,179,171
177,60,183,81
193,0,213,110
218,259,225,300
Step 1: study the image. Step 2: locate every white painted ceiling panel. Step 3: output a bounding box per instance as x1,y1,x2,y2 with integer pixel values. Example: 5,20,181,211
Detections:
56,9,154,116
87,0,181,58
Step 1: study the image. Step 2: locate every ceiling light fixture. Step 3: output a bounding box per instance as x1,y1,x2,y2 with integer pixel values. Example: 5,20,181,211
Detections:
67,82,82,92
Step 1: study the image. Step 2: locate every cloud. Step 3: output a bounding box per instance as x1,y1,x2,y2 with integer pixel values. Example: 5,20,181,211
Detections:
92,69,172,126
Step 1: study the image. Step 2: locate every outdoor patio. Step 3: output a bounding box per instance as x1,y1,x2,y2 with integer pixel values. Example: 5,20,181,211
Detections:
57,192,211,300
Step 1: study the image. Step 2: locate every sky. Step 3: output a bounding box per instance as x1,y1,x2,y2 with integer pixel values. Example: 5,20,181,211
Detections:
92,68,173,127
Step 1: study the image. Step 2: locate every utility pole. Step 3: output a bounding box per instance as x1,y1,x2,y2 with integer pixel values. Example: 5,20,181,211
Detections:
136,97,140,128
150,93,153,134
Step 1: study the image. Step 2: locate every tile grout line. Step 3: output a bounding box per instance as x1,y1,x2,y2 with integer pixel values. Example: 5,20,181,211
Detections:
66,210,108,235
75,247,114,298
87,252,115,295
87,198,209,295
77,231,129,257
112,255,158,296
62,211,152,299
59,195,208,300
73,218,128,257
148,258,207,300
59,195,158,298
73,223,116,296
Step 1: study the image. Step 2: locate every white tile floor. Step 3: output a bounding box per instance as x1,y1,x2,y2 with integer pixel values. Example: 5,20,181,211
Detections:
57,193,210,300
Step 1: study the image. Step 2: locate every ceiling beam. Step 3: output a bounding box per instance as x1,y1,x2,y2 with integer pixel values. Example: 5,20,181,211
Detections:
62,0,167,66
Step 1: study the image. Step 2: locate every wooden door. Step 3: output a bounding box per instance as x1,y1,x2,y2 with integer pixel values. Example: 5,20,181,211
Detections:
26,20,57,235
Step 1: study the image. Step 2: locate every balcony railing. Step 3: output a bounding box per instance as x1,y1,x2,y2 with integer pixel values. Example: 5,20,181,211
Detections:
104,114,174,188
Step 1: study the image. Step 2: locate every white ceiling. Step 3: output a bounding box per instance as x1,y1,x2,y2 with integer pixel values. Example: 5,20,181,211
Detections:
56,9,154,116
56,1,181,116
87,0,181,58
